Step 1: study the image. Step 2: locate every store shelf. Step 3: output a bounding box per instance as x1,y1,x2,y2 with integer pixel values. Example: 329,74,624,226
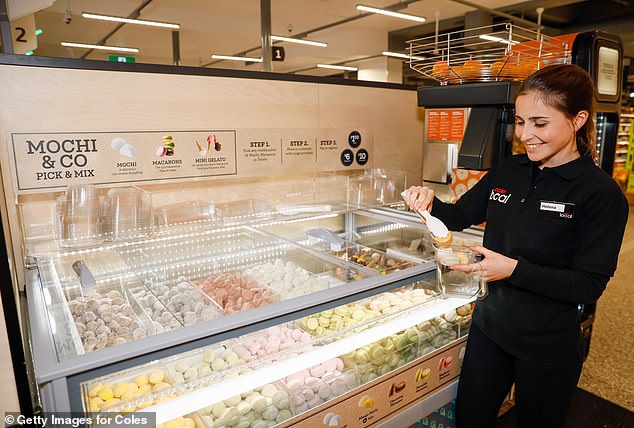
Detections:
615,114,633,187
143,296,474,424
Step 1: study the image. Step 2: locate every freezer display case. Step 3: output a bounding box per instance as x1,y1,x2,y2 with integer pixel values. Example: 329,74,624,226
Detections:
19,175,476,428
0,54,446,427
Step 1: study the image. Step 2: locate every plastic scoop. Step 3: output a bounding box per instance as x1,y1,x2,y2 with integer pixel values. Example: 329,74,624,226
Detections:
306,227,343,251
72,260,97,295
400,191,453,247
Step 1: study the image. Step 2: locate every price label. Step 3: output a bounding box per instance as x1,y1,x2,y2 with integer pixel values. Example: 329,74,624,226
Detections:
356,148,369,166
348,130,362,148
341,149,354,167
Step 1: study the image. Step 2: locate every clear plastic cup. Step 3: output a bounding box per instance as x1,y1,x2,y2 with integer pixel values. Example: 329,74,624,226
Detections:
56,184,101,248
102,187,152,240
435,245,487,298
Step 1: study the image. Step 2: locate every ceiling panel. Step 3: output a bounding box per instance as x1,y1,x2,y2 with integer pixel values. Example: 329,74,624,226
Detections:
19,0,634,80
30,1,525,70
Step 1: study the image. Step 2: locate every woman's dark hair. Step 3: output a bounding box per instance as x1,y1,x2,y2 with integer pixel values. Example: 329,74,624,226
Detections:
517,63,597,161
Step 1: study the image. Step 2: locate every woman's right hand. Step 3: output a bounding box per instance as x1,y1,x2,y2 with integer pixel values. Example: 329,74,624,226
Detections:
403,186,435,212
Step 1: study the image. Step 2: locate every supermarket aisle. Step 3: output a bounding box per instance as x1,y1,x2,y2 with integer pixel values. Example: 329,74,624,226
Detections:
577,209,634,411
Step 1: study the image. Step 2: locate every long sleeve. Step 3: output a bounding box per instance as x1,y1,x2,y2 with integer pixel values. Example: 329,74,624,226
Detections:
430,169,492,231
508,257,610,304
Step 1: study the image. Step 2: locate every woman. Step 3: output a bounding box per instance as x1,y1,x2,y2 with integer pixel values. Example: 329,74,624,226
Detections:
404,64,628,428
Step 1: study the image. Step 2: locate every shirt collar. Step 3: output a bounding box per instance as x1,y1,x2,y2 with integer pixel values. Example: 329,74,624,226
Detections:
517,153,595,180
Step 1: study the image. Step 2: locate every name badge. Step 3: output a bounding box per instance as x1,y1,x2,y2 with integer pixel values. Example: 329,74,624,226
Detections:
539,200,575,219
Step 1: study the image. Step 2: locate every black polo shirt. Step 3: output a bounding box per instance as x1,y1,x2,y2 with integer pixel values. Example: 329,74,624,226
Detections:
432,154,629,367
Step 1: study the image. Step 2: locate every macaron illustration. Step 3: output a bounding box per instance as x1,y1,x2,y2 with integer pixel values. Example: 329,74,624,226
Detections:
162,135,175,156
415,367,431,382
156,135,174,157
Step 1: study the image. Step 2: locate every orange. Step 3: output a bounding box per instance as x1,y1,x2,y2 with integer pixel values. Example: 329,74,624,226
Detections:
463,60,486,69
490,60,506,71
432,61,450,77
452,65,465,77
522,58,542,74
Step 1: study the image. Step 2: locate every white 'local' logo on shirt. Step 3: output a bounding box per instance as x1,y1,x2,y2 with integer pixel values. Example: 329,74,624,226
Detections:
490,188,511,203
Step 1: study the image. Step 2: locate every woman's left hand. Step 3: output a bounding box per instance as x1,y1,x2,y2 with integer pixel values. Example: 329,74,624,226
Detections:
450,245,518,283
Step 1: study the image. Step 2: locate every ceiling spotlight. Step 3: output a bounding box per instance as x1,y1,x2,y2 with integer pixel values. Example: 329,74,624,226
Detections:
317,64,358,71
211,54,263,63
271,35,327,47
82,12,180,29
382,51,425,61
356,4,426,23
61,41,139,53
63,7,72,24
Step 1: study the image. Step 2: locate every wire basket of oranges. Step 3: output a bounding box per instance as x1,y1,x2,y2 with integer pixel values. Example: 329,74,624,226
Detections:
408,23,572,84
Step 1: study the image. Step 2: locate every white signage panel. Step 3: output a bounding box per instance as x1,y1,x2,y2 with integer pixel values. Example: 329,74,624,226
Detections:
597,46,619,97
9,128,372,192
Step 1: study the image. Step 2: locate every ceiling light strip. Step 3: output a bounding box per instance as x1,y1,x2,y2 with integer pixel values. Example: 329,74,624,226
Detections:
270,35,328,47
211,54,263,63
382,51,425,60
317,64,358,71
356,4,426,23
479,35,519,45
82,12,180,29
60,42,139,53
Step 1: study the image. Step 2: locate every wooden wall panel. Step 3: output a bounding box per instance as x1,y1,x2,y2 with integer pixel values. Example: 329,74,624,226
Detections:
0,64,423,289
317,84,423,186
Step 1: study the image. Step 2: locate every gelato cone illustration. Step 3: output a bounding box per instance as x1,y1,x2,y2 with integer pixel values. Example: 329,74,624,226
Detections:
208,134,221,152
195,140,207,156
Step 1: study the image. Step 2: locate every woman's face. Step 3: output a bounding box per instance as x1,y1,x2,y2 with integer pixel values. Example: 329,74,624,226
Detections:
514,91,584,168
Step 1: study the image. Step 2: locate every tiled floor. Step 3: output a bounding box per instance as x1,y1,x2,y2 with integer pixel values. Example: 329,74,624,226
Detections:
577,209,634,411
